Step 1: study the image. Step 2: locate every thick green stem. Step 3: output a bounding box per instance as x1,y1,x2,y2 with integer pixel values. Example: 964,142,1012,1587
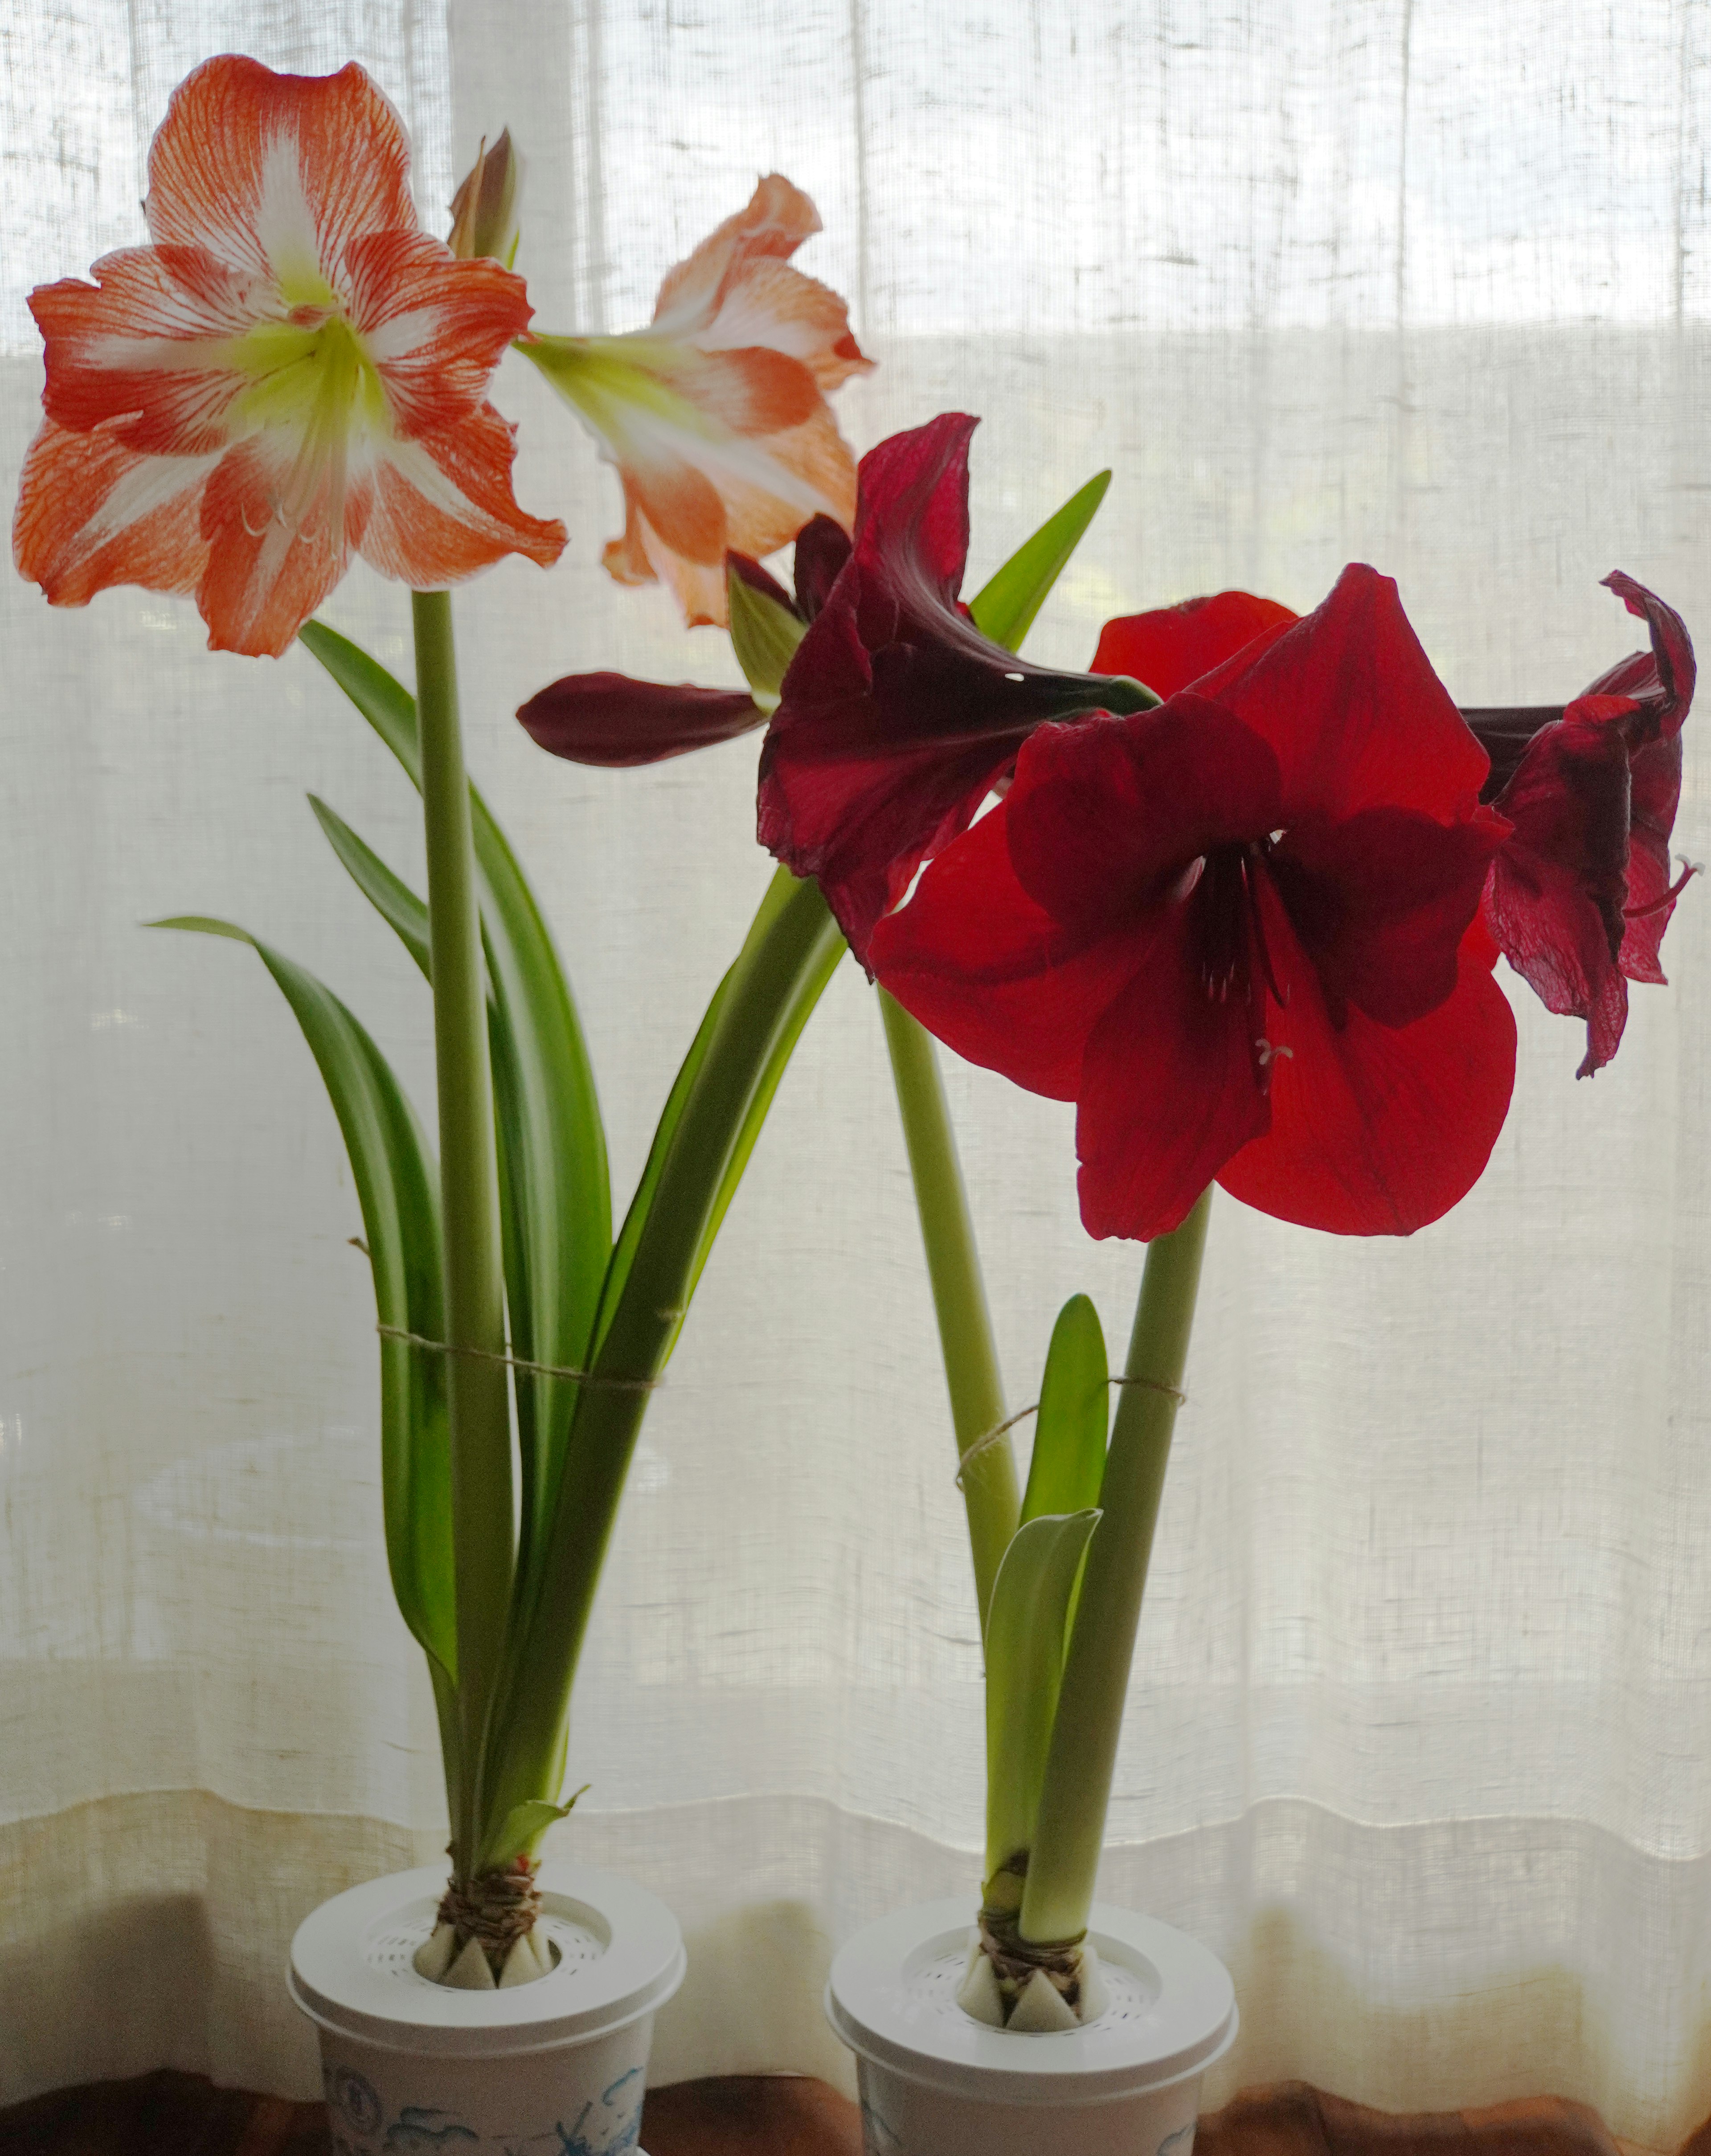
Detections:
879,988,1019,1639
478,873,845,1846
412,589,514,1876
1018,1187,1213,1944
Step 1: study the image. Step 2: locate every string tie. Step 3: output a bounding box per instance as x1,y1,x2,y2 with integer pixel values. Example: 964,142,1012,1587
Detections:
376,1323,662,1394
954,1374,1187,1489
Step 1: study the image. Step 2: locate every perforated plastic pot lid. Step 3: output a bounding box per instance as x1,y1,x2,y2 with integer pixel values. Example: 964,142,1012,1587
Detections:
827,1898,1237,2105
289,1861,685,2058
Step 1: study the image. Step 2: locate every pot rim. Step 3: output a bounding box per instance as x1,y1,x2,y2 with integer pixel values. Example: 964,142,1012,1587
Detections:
289,1860,685,2058
826,1897,1237,2106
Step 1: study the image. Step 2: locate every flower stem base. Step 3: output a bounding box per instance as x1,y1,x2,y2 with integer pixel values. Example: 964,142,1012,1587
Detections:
411,1857,553,1988
957,1902,1109,2029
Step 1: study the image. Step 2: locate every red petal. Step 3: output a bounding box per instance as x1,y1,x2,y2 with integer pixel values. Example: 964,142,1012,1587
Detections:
1217,897,1518,1234
144,57,416,283
851,411,977,597
1482,693,1638,1075
868,806,1142,1102
791,513,852,618
1268,804,1508,1030
1075,905,1269,1241
519,675,763,767
1004,701,1282,933
1619,727,1687,984
1092,591,1298,700
1197,563,1490,824
1591,572,1695,734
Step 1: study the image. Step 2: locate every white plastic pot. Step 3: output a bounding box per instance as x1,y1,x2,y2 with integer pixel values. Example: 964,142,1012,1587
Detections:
827,1898,1237,2156
289,1860,684,2156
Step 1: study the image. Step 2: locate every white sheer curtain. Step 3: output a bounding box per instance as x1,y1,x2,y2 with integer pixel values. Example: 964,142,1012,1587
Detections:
3,1,1709,2146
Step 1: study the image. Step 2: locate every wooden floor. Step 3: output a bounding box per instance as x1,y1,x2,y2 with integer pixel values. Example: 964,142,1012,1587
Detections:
1,2071,1705,2156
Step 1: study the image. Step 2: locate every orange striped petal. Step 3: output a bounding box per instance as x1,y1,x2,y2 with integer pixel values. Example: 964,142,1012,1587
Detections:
197,434,368,656
348,229,536,435
30,246,261,455
12,418,213,606
698,258,873,394
145,57,415,287
360,403,566,587
652,174,823,332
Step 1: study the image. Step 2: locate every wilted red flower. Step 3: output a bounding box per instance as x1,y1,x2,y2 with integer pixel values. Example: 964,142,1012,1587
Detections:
12,56,565,657
757,413,1154,962
1463,574,1696,1076
516,515,852,767
871,566,1518,1242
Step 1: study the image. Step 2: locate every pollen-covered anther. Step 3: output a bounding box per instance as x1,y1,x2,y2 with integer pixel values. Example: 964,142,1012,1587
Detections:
1256,1039,1293,1067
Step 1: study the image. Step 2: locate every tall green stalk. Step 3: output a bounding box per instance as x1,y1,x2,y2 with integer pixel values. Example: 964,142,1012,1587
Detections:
411,588,515,1876
1018,1186,1212,1944
879,988,1020,1638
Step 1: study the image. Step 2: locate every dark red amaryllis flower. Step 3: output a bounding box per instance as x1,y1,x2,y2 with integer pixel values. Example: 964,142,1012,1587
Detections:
871,565,1519,1242
1462,573,1696,1077
757,412,1153,962
516,515,852,767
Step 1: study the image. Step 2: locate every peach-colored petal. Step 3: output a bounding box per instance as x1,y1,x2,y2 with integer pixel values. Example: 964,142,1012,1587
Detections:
197,432,365,656
630,509,728,626
12,417,213,606
30,246,262,455
699,258,873,393
348,229,535,436
360,403,567,586
652,174,823,333
624,450,728,565
718,404,858,552
647,345,821,438
145,56,416,288
601,494,656,586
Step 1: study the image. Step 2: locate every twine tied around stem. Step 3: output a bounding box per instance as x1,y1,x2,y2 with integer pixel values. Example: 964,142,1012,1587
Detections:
376,1323,662,1394
954,1374,1189,1490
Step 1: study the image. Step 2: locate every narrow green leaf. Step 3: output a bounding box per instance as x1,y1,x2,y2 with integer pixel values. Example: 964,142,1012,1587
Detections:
727,569,806,712
968,470,1112,655
308,796,432,980
299,622,613,1580
1021,1294,1109,1525
982,1509,1101,1887
151,916,456,1678
478,1788,587,1871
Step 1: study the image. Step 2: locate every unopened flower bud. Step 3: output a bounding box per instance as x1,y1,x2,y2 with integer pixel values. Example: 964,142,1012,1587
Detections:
449,131,519,263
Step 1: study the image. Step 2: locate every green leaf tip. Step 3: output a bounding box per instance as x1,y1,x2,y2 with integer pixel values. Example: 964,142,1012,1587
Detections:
969,469,1113,655
727,569,806,711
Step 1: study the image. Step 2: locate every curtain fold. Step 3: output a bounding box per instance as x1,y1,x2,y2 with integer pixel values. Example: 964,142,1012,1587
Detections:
2,3,1708,2146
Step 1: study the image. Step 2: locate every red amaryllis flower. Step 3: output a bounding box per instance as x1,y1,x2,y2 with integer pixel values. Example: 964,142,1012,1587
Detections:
871,566,1518,1241
757,413,1154,963
1462,574,1696,1076
12,56,565,658
516,516,853,767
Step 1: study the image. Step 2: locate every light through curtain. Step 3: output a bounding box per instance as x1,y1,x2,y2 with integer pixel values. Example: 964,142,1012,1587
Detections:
1,2,1709,2146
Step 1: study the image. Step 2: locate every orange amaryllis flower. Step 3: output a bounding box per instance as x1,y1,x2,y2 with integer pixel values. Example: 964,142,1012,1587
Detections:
12,56,565,658
523,176,872,627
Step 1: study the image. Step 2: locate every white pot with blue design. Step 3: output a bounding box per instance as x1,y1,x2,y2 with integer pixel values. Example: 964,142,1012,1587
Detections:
289,1861,684,2156
826,1899,1236,2156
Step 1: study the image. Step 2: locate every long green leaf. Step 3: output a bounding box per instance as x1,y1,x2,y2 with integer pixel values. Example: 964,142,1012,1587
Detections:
298,621,612,1579
982,1509,1101,1888
308,796,432,980
968,470,1112,654
152,916,456,1677
1021,1294,1109,1525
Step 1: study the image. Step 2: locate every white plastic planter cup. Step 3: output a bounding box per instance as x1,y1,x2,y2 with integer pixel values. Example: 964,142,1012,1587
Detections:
827,1898,1237,2156
290,1861,684,2156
